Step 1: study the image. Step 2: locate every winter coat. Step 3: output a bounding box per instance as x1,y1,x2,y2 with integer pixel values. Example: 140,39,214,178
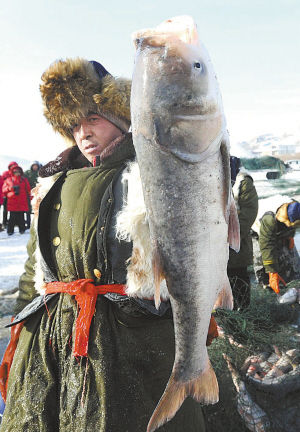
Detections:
0,176,3,206
259,202,300,273
2,171,31,212
24,162,41,188
2,162,19,181
1,135,205,432
228,172,258,268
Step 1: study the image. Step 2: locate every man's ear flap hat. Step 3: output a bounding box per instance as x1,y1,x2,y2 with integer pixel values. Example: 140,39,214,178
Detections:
40,58,131,146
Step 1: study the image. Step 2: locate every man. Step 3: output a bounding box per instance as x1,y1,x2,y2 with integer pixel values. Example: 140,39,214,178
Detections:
24,161,42,189
227,157,258,310
2,165,31,235
0,175,3,231
259,201,300,294
0,58,208,431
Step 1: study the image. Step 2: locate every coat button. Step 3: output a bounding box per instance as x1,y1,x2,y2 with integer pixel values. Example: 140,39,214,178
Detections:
52,236,61,246
54,203,61,210
93,269,102,279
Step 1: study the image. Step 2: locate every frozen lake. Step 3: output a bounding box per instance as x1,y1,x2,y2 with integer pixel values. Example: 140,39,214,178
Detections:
0,168,300,292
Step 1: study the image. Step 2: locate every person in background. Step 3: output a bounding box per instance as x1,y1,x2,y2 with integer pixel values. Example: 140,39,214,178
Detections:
259,201,300,294
24,161,42,229
2,165,31,235
0,175,4,231
1,162,19,229
227,156,259,310
24,161,42,189
0,58,210,431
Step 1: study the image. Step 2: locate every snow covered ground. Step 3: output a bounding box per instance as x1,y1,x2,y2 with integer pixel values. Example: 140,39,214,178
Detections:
0,230,30,294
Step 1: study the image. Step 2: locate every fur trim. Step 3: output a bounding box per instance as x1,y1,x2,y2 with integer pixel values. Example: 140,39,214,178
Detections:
93,75,131,134
40,58,131,146
116,162,169,300
39,145,90,178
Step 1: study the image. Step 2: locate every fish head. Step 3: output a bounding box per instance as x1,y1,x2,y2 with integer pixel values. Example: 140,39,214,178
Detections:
131,16,225,163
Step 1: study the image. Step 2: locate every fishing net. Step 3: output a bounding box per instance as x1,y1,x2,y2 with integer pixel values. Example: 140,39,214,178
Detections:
204,281,299,432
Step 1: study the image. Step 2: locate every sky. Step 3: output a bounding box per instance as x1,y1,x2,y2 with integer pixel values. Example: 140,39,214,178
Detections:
1,0,300,164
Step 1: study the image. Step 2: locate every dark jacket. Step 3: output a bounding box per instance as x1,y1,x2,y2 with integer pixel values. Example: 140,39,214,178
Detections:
24,162,42,189
259,203,299,273
228,172,258,268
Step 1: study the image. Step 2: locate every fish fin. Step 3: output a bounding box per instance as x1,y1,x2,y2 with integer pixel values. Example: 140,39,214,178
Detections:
152,248,164,309
147,361,218,432
228,197,240,253
214,279,233,310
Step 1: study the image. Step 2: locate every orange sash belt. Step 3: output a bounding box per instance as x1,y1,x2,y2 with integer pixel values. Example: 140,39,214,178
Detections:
45,279,127,358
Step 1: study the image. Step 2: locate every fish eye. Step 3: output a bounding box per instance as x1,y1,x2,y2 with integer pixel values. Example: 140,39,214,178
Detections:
194,61,203,71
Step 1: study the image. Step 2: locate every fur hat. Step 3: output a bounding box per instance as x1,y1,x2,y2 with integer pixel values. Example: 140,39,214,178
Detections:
40,58,131,145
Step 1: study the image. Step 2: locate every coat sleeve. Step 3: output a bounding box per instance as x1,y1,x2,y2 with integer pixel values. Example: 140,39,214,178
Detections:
14,225,39,315
237,176,258,241
228,175,258,268
2,179,12,197
259,214,278,273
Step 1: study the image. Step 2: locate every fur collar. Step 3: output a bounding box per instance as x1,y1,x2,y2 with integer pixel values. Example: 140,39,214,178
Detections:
116,162,169,302
39,133,135,178
39,146,91,178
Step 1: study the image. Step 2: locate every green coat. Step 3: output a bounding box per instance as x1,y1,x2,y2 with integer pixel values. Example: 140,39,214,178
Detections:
259,212,295,273
228,173,258,269
24,169,39,189
1,138,205,432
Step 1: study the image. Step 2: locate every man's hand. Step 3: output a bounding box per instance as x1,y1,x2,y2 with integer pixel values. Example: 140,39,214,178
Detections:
269,272,286,294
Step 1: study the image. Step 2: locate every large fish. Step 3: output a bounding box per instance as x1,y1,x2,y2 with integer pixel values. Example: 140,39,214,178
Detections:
131,16,240,431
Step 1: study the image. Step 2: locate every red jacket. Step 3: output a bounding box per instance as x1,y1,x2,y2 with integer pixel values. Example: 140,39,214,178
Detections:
2,173,31,212
0,176,3,206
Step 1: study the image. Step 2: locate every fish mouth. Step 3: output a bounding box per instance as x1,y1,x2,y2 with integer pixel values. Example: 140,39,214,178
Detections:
132,16,198,49
170,97,220,119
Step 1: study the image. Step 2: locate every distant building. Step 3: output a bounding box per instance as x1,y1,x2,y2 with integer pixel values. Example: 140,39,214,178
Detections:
241,133,300,158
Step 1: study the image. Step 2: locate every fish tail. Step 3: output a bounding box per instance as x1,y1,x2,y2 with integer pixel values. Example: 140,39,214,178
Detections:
147,361,218,432
214,278,233,310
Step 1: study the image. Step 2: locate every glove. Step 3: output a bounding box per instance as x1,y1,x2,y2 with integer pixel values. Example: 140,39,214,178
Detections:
269,272,286,294
206,315,219,346
0,319,24,402
288,238,295,250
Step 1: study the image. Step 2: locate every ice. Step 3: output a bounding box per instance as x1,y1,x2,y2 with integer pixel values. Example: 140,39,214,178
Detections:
0,230,29,294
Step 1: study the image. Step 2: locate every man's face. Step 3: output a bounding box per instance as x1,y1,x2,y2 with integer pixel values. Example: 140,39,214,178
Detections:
72,114,123,162
13,170,21,176
32,164,39,171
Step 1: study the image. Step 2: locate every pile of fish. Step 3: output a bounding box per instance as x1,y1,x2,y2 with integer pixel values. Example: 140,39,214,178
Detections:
131,15,240,432
224,347,300,432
